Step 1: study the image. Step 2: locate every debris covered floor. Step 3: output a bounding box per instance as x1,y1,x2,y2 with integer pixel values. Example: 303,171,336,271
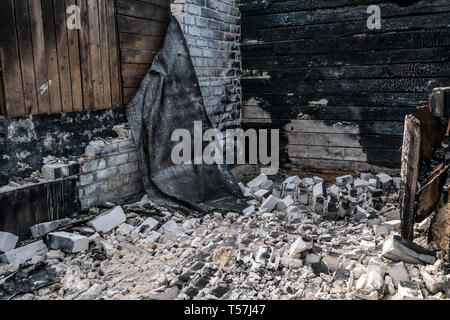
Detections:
2,170,449,300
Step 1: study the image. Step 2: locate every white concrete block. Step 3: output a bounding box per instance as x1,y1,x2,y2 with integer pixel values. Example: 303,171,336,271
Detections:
0,240,47,264
88,206,126,233
47,232,89,253
0,231,19,253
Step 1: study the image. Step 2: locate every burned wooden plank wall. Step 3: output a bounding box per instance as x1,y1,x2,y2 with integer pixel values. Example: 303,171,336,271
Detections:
240,0,450,172
116,0,170,105
0,0,122,117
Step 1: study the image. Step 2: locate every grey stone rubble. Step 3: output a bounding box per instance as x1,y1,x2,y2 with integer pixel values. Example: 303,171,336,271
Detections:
2,171,449,301
31,218,72,238
0,231,19,253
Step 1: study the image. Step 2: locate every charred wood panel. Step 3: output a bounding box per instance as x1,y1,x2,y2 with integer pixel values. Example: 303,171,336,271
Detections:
116,0,170,105
241,0,450,171
0,177,78,240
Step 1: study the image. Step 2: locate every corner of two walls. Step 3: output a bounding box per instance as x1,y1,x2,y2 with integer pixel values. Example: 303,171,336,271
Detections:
171,0,243,131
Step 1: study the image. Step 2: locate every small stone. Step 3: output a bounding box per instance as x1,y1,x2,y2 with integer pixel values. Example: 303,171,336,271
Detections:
336,175,353,186
0,263,19,278
0,231,19,253
360,173,374,181
364,270,384,296
139,231,161,244
259,195,278,213
247,174,268,190
282,176,301,187
289,237,313,258
297,188,309,205
136,217,159,233
373,224,389,237
242,205,256,215
312,183,324,213
276,195,294,211
387,261,409,288
382,220,401,232
311,262,329,276
46,250,65,260
323,252,340,273
47,232,89,253
30,218,72,238
117,223,134,235
382,235,436,265
376,173,393,191
0,240,48,264
421,270,444,294
254,189,270,202
384,209,400,221
354,289,378,300
305,253,320,265
88,206,127,233
396,281,423,300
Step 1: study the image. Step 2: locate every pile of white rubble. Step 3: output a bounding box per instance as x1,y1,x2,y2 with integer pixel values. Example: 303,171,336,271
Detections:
0,172,449,300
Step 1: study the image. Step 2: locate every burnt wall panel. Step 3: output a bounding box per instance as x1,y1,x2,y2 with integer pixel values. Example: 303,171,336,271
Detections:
0,178,78,240
0,107,127,185
240,0,450,172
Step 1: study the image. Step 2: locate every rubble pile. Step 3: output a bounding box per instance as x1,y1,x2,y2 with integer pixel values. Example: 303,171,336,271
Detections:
1,172,449,300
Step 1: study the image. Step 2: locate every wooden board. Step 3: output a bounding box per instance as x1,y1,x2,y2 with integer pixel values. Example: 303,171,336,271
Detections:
29,0,51,114
66,0,83,112
54,0,74,112
0,0,122,116
0,0,26,117
16,0,39,115
241,0,450,171
116,0,170,104
399,115,421,241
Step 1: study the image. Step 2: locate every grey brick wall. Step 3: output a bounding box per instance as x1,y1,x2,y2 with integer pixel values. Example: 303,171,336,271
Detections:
77,125,143,209
172,0,242,130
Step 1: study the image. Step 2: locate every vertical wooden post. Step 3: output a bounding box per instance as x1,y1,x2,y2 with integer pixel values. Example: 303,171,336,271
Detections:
399,115,421,241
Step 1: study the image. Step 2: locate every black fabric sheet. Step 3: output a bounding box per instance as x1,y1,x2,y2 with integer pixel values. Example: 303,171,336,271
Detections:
126,17,245,214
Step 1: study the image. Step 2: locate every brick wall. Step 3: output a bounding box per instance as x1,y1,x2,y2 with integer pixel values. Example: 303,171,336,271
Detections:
171,0,242,130
76,125,143,209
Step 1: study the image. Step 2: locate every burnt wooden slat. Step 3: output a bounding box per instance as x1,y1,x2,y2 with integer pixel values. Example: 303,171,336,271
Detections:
87,0,104,109
98,0,112,109
78,0,93,109
0,0,26,117
116,0,170,22
399,115,421,240
66,0,84,112
42,0,62,113
16,0,39,115
54,0,74,112
118,15,168,37
106,0,122,107
29,0,51,114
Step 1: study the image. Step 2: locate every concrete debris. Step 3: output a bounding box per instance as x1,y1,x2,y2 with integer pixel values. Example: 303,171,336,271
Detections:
47,232,89,253
387,261,410,288
136,217,158,233
396,281,424,300
2,171,448,301
30,218,72,238
88,206,126,233
247,174,268,190
0,240,48,265
259,195,278,213
382,235,436,265
0,232,19,253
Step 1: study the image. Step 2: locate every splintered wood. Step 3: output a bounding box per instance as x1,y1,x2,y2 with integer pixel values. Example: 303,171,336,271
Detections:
399,115,421,241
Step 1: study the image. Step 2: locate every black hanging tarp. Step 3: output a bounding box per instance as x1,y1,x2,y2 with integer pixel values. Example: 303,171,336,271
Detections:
126,16,245,214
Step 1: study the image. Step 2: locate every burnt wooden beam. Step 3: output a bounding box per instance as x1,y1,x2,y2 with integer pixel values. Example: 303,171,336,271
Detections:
399,115,421,240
